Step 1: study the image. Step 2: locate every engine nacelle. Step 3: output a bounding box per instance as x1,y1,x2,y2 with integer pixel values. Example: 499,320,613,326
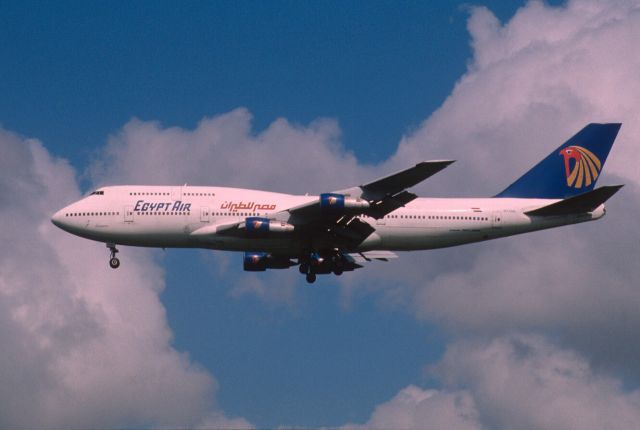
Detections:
243,252,295,271
244,217,295,234
319,193,369,213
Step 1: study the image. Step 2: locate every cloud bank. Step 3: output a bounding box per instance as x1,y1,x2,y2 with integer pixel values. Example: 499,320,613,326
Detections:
89,110,370,194
352,335,640,430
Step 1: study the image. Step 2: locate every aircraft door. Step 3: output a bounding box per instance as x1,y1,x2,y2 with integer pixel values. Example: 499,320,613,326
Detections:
200,207,210,223
125,206,134,223
171,186,182,201
492,211,503,228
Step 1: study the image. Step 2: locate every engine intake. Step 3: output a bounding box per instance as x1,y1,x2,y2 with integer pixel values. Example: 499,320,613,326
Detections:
244,217,294,234
319,193,369,213
243,252,295,271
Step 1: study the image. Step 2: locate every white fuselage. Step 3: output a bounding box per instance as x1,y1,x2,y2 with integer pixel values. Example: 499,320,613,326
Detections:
51,185,605,255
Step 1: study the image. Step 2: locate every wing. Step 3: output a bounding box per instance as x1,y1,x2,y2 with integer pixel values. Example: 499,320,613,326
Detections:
339,160,455,200
287,160,454,222
191,160,454,247
189,220,244,238
282,160,454,246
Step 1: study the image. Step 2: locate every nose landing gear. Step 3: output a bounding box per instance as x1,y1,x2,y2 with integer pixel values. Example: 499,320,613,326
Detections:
107,243,120,269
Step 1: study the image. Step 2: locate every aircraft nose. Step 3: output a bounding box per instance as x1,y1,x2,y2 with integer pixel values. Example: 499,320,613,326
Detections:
51,208,66,229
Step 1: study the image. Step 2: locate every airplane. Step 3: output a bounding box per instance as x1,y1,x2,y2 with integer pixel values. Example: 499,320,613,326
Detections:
52,123,623,283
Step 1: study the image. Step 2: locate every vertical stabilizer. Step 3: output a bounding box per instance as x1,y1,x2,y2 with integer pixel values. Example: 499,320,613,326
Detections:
495,123,621,199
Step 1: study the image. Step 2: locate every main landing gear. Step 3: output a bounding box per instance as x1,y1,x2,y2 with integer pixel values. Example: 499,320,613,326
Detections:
299,262,316,284
298,261,317,284
298,251,346,284
107,243,120,269
306,272,317,284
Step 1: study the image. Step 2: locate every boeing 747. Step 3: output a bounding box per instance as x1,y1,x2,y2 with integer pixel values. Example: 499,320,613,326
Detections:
52,123,623,283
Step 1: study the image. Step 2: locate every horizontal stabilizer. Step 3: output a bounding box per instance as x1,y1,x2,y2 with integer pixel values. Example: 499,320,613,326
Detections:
525,185,623,216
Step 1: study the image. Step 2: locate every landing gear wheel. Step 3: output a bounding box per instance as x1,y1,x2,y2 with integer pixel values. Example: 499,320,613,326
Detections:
299,263,309,274
306,272,317,284
333,268,343,276
106,243,120,269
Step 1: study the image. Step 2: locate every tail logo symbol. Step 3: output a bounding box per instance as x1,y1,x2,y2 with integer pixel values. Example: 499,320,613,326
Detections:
559,145,602,188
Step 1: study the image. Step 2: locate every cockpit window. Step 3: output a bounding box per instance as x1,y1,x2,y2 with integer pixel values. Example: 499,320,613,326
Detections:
90,190,104,195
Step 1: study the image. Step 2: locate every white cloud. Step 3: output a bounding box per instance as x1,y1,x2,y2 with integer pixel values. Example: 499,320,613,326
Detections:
345,385,480,430
353,335,640,430
434,335,640,430
0,129,251,428
90,108,372,195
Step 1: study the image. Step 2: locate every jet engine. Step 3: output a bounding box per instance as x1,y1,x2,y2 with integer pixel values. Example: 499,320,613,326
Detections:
244,217,295,234
243,252,296,271
319,193,370,213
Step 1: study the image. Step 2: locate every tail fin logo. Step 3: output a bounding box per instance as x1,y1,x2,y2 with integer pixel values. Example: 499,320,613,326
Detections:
559,145,602,188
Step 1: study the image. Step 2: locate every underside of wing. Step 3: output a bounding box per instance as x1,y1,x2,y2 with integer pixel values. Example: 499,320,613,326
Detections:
190,217,295,238
189,220,242,237
348,250,399,263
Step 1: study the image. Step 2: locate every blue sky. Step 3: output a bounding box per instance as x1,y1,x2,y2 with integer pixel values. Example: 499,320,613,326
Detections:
1,1,527,169
12,1,640,429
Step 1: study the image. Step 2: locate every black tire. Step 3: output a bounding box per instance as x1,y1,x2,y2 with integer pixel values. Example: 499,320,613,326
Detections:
306,272,316,284
334,268,343,276
109,257,120,269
